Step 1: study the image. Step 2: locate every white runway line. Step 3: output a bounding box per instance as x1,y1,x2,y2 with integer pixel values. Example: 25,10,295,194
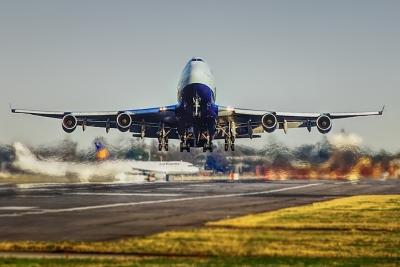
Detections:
0,183,322,217
333,181,354,185
65,192,183,197
0,206,38,211
158,187,185,190
17,183,75,189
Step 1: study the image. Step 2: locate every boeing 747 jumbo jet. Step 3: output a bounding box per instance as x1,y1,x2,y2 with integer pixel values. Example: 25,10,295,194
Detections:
12,57,384,152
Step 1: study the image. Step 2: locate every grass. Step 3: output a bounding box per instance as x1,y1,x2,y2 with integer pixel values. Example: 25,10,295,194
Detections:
0,256,399,267
0,195,399,266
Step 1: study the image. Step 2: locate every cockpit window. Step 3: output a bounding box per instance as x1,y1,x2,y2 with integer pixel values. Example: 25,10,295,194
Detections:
191,58,203,62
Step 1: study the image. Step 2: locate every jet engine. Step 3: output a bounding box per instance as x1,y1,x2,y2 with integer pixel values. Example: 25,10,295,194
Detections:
316,114,332,134
62,114,78,133
261,113,278,133
116,112,132,132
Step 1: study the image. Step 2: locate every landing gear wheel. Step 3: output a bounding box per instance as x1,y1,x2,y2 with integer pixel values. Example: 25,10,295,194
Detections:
203,146,207,152
224,143,229,151
186,146,190,152
158,144,162,151
209,144,213,152
165,144,169,151
179,142,184,152
231,144,235,151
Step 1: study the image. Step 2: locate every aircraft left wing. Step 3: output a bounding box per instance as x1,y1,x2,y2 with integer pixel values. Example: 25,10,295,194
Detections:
217,105,384,136
11,105,179,138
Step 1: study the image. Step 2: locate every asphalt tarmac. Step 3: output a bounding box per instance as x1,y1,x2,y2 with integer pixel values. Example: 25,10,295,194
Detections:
0,179,399,241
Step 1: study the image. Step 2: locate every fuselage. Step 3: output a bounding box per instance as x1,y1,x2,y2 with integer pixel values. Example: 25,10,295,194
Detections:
176,57,218,146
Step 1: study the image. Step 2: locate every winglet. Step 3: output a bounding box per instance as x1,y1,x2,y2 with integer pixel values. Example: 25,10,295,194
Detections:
9,103,16,113
379,105,385,115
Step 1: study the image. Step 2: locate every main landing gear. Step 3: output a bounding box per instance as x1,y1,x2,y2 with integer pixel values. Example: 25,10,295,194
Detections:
203,142,213,152
202,131,213,152
158,124,170,152
179,132,191,152
223,121,236,151
224,136,235,151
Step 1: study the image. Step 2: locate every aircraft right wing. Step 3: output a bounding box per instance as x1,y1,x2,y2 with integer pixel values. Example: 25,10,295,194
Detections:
217,105,384,137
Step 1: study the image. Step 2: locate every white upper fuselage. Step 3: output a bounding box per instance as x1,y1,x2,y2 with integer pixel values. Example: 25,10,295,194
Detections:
177,57,216,102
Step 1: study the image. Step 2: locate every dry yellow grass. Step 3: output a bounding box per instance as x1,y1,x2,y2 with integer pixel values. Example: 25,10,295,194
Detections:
209,195,400,231
0,195,399,259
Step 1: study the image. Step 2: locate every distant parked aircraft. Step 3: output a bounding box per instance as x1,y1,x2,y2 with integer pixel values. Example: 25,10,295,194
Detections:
12,142,199,182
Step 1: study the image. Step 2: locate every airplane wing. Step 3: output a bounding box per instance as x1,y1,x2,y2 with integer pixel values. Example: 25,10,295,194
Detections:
217,105,384,137
11,105,180,139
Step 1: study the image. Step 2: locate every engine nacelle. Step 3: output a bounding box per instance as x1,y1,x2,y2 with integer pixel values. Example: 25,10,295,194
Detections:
316,114,332,134
116,112,132,132
62,114,77,133
261,113,278,133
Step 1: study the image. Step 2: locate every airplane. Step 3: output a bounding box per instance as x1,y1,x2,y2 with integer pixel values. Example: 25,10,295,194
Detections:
11,57,384,152
12,142,199,182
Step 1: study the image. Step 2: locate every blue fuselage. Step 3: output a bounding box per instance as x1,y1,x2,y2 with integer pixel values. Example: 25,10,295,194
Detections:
175,58,218,146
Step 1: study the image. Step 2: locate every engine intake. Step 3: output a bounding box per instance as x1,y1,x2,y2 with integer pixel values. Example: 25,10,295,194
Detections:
261,113,278,133
116,112,132,132
62,114,77,133
316,114,332,134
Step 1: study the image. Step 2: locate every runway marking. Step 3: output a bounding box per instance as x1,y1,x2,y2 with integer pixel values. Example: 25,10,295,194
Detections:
0,206,37,210
0,183,322,217
189,184,213,187
333,181,355,185
65,192,183,197
17,195,55,198
158,187,185,190
17,183,77,189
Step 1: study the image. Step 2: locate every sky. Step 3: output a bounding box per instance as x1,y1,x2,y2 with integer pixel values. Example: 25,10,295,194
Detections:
0,0,399,152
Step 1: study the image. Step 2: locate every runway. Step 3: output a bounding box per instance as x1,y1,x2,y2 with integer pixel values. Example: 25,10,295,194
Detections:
0,179,399,241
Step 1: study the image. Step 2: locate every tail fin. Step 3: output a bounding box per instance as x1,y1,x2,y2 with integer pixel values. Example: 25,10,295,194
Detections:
13,142,37,161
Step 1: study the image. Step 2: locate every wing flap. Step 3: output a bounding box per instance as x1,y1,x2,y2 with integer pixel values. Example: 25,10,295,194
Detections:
217,105,384,135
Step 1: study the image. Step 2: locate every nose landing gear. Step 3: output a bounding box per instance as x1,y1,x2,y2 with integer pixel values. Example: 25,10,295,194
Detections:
193,94,201,118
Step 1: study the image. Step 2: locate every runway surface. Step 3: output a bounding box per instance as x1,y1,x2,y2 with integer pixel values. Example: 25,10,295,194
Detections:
0,179,399,241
